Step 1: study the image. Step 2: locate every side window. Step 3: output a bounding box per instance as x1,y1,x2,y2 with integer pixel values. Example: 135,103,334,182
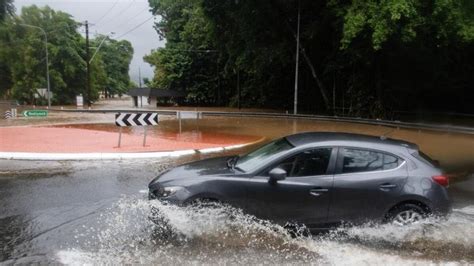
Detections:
341,148,400,174
383,153,399,170
269,148,332,177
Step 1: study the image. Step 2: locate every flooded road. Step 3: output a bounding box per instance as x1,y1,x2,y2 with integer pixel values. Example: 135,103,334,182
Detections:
1,115,474,264
1,157,473,264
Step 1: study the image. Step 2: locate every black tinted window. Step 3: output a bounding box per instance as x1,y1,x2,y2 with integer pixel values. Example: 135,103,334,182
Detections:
342,148,399,173
271,148,332,177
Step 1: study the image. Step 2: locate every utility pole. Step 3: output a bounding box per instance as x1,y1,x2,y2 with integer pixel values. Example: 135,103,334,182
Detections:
237,69,241,110
293,0,301,115
85,20,91,107
138,67,142,88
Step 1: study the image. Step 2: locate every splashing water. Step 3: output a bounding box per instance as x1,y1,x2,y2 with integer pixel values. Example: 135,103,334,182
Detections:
55,197,474,265
57,197,318,264
309,206,474,264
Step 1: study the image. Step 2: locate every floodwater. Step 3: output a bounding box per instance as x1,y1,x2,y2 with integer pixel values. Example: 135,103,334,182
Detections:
52,115,474,174
1,115,474,264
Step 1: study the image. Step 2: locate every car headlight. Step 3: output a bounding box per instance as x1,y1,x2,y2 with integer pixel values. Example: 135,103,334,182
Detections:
162,186,183,197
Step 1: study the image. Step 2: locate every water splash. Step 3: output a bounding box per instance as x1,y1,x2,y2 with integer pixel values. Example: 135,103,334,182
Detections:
56,197,474,265
57,197,318,264
311,206,474,263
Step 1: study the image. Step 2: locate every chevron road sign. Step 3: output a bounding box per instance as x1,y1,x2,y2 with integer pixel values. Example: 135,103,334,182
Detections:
4,110,12,119
115,113,159,148
115,113,158,127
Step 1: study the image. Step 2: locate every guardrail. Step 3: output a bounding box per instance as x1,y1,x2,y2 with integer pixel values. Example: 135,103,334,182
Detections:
0,100,19,106
49,108,474,135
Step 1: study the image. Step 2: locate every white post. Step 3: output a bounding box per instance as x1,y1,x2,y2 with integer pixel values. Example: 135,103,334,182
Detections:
117,127,122,148
143,126,147,147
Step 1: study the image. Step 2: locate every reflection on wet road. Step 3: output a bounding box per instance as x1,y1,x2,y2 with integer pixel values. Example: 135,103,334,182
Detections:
1,155,473,264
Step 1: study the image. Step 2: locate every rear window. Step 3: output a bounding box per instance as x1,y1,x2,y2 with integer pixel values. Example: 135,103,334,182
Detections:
341,148,401,174
412,151,438,167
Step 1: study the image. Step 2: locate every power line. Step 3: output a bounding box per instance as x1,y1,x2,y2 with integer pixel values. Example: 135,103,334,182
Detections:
97,0,136,30
94,0,119,25
115,6,150,29
161,48,218,53
115,16,154,39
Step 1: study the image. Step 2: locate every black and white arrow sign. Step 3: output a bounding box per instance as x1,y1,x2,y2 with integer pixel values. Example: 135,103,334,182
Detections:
115,113,159,127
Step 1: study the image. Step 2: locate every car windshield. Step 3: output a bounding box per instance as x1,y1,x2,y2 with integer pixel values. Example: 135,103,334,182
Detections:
235,138,293,172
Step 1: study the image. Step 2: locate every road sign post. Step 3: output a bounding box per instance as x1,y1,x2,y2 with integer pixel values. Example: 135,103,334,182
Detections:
115,113,159,148
177,111,202,134
23,110,48,117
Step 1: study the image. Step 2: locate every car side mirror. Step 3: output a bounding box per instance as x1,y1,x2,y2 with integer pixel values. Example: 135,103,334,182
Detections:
269,167,287,183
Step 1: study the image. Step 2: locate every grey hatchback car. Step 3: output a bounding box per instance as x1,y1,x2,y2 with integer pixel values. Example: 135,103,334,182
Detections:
148,132,450,229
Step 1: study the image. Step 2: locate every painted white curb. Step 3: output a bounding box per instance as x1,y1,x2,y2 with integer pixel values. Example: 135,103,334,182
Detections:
0,138,265,161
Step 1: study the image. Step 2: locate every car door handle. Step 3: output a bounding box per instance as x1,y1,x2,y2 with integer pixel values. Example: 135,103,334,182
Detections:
310,188,328,197
379,183,397,190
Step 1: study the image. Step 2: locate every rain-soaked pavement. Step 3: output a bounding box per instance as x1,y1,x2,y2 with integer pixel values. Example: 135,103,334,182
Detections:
1,155,473,264
1,104,474,264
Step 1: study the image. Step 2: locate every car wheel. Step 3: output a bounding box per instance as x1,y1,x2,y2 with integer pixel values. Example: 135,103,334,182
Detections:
388,203,426,226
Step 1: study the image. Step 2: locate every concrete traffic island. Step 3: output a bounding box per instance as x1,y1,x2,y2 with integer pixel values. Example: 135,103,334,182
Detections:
0,125,264,160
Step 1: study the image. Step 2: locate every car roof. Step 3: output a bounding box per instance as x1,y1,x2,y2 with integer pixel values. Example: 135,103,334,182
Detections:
284,131,418,150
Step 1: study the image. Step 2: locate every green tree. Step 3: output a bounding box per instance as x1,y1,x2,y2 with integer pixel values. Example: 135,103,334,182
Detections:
94,36,134,97
0,5,135,104
335,0,474,50
0,0,14,22
2,6,88,104
146,0,474,116
145,0,220,105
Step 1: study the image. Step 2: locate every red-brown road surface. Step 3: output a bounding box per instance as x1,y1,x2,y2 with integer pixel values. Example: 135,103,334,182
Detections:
0,126,261,153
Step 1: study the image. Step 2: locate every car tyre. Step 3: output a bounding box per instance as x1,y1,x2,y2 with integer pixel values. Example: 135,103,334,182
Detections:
387,203,427,226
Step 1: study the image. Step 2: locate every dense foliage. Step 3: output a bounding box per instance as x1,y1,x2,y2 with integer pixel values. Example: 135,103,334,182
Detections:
93,35,134,97
0,5,134,105
0,0,14,22
146,0,474,117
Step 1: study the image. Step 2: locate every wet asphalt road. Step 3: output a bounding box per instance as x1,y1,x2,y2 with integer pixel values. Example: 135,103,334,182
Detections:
1,153,474,264
0,158,175,264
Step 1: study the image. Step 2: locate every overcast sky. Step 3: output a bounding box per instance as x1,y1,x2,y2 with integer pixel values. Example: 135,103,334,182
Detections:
14,0,164,84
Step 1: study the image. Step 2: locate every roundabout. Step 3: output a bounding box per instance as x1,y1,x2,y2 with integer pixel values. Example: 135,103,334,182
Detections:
0,123,264,160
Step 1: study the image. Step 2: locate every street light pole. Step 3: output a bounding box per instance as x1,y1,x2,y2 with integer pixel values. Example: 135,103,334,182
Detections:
85,21,91,108
293,0,300,115
88,32,115,64
20,23,51,108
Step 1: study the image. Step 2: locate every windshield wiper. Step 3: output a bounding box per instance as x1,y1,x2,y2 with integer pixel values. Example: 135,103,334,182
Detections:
226,156,241,171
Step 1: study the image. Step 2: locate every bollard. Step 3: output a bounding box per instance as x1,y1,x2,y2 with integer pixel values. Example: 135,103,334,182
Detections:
143,126,148,147
117,127,122,148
